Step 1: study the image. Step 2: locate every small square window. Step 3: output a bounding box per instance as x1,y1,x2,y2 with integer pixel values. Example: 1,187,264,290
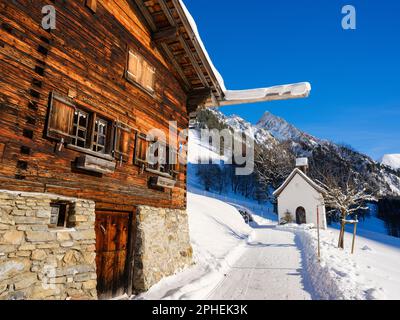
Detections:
126,49,155,93
49,203,70,228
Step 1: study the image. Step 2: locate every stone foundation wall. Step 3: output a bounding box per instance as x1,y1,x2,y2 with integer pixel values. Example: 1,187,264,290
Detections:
0,190,97,300
134,206,193,292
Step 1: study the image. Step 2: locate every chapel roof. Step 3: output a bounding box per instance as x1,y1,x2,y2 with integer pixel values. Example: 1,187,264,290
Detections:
273,168,325,197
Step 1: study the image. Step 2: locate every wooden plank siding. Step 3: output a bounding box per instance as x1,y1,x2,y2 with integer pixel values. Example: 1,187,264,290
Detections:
0,0,189,211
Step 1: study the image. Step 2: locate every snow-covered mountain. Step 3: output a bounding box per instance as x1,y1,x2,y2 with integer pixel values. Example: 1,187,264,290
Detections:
381,154,400,170
202,109,400,197
256,112,321,146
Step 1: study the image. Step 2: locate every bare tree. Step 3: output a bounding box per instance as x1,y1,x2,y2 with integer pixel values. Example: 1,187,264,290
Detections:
254,141,295,192
316,169,376,249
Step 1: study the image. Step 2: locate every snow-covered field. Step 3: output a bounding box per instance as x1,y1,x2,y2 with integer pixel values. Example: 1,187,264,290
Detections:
136,128,400,300
136,187,400,300
135,193,255,300
277,224,400,300
137,192,400,300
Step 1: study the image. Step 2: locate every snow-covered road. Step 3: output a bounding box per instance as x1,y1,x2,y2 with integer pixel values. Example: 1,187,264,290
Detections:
207,225,314,300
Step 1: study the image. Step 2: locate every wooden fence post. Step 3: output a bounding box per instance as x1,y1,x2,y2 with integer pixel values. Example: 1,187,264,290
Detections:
316,206,321,261
351,215,358,254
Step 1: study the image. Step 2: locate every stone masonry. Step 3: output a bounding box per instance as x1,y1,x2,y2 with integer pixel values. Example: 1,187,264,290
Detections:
133,206,193,292
0,190,97,300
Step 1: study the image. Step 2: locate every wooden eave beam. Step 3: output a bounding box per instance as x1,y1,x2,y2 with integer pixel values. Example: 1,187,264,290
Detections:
160,43,191,90
171,0,224,99
158,0,176,27
187,88,212,113
152,26,178,44
178,35,209,87
133,0,157,32
132,1,191,91
157,0,212,91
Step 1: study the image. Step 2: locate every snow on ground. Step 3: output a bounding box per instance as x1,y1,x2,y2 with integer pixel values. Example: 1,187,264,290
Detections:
381,154,400,170
207,224,315,300
137,190,400,300
278,223,400,300
135,193,254,300
137,193,318,300
187,130,228,164
136,128,400,300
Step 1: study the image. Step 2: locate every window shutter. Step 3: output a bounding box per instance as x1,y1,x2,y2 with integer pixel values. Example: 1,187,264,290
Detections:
142,61,155,92
86,0,97,13
127,51,141,82
134,133,149,166
113,122,131,162
47,93,75,143
169,147,179,177
126,49,155,93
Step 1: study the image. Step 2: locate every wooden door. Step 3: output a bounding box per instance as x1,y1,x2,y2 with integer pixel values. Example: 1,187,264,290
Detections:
95,211,132,299
296,207,306,225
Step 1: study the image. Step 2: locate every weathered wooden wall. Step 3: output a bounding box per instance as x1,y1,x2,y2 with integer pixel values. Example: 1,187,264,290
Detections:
0,0,189,211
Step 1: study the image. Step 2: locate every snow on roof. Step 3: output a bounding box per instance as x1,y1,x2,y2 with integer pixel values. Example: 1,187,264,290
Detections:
179,1,311,105
273,168,325,197
179,0,226,92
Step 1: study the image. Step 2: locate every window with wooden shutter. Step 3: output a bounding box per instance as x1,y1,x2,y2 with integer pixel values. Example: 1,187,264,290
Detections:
47,93,75,143
169,147,179,177
113,122,131,162
126,49,155,94
148,141,165,172
134,133,149,166
142,61,155,92
127,50,141,82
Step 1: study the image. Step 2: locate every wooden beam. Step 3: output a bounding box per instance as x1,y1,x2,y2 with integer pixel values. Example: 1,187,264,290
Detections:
171,0,224,98
158,0,176,26
178,35,209,87
152,27,178,44
187,87,212,113
160,43,191,90
133,0,157,32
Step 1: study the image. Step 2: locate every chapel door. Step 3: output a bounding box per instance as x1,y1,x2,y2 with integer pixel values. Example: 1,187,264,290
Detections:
296,207,306,224
95,211,133,299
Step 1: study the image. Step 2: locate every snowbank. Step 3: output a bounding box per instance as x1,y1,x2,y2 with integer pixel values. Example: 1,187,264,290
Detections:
277,224,386,300
135,193,254,300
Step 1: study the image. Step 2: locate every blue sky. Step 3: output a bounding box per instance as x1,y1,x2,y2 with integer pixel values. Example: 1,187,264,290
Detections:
185,0,400,160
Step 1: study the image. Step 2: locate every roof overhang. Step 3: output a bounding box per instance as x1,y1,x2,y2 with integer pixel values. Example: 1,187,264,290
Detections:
133,0,311,111
273,168,325,198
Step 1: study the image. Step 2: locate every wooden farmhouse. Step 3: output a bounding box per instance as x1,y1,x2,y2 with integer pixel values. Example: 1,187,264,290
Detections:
0,0,311,300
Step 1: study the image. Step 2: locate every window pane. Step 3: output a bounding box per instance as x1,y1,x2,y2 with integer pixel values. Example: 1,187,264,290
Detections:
79,114,88,127
92,117,108,154
78,130,85,139
77,140,85,148
70,109,90,148
98,135,105,146
50,206,60,225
